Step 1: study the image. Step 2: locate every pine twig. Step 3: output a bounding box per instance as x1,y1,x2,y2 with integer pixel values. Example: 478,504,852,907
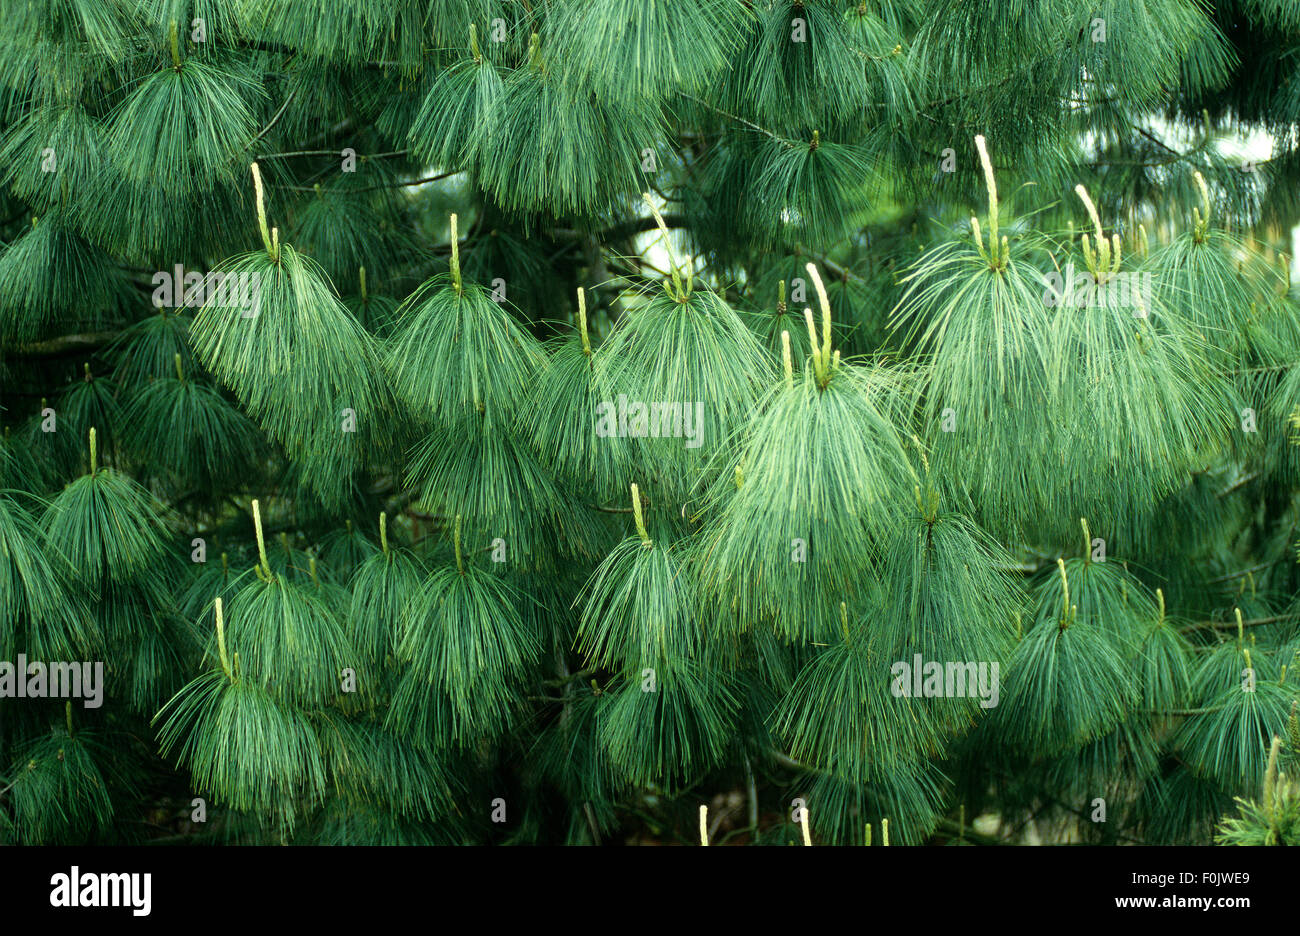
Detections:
678,93,794,147
246,90,298,149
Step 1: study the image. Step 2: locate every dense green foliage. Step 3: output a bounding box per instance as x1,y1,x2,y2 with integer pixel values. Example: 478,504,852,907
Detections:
2,0,1300,846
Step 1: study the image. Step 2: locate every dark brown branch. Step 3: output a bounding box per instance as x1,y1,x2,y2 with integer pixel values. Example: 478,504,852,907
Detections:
246,90,298,149
12,331,122,357
1179,615,1293,634
678,93,792,146
1205,560,1287,584
259,149,409,161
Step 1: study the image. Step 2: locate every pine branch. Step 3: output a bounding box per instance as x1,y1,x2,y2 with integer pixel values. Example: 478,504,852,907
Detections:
1206,561,1288,584
1179,615,1294,634
678,93,793,147
258,149,410,160
13,331,123,357
246,90,298,149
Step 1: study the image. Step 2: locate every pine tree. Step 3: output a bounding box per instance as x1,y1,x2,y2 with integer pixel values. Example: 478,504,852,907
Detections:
2,0,1300,846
